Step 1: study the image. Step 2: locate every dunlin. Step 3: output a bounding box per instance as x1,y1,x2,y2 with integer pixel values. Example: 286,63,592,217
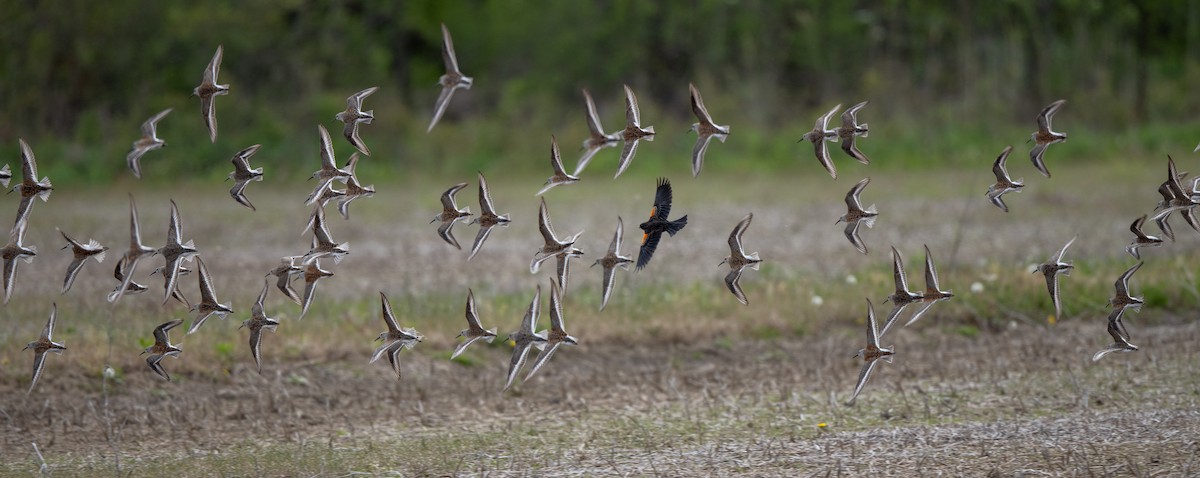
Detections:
1028,99,1067,178
192,45,229,143
467,172,510,260
878,246,922,338
537,136,579,196
110,195,157,303
143,319,183,381
504,284,548,390
299,257,333,319
11,139,53,227
1126,215,1163,260
986,145,1024,212
615,84,656,179
337,153,375,220
227,144,264,211
266,256,303,305
1036,236,1076,320
303,206,350,263
799,104,842,179
452,288,498,359
525,280,577,381
719,213,762,305
592,217,633,310
904,245,954,327
57,228,107,294
573,89,621,176
371,292,423,378
688,83,730,177
157,200,199,305
1109,261,1145,312
1,220,37,304
1092,307,1139,361
335,86,379,156
848,299,894,405
187,257,234,334
241,278,280,373
23,303,65,394
835,101,870,164
836,177,878,254
530,197,583,274
126,108,172,178
428,23,473,132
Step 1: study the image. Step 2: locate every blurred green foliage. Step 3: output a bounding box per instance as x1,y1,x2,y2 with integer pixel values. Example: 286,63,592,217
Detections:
1,0,1198,184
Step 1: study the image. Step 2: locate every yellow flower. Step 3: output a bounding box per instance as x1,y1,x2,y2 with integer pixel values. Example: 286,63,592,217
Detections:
1047,315,1057,325
817,422,827,428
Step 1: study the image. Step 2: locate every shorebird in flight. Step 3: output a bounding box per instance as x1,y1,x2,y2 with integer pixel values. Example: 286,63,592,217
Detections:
266,256,303,305
1028,99,1067,178
240,278,280,373
428,23,473,132
1109,261,1145,312
299,257,334,319
1,220,37,304
11,139,53,227
799,104,842,179
592,217,633,311
23,303,65,394
848,299,894,405
615,84,656,179
905,245,954,327
157,200,199,305
525,280,577,381
573,89,621,176
126,108,172,178
1092,307,1139,362
836,177,878,254
835,101,870,164
110,196,157,303
371,291,423,378
719,213,762,305
468,172,511,260
688,83,730,177
108,258,148,302
452,289,498,359
986,145,1024,213
1126,214,1163,260
303,206,350,264
227,144,264,211
192,45,229,143
504,284,548,390
57,228,107,294
143,319,184,381
1036,236,1076,321
187,257,234,334
530,197,583,274
537,136,579,196
337,153,375,220
335,86,379,156
879,246,923,338
432,182,472,250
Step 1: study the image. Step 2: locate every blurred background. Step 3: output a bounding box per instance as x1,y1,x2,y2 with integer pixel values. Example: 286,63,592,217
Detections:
1,0,1198,184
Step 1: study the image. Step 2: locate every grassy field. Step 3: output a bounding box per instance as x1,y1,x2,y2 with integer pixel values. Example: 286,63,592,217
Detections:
1,155,1199,476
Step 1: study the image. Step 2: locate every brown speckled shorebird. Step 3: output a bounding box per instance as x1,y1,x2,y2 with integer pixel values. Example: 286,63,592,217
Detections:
11,139,53,227
371,291,423,378
848,299,894,405
337,153,375,220
719,213,762,305
192,45,229,143
1126,215,1163,260
835,101,870,164
428,23,473,133
227,144,263,211
157,200,199,306
299,257,334,319
1,220,37,304
302,206,350,264
573,89,621,176
504,284,548,390
553,247,584,292
1036,236,1076,321
467,171,510,261
525,279,577,381
878,246,922,338
452,288,497,359
1109,261,1144,312
309,124,352,193
799,104,842,179
305,179,347,209
688,83,730,178
57,228,107,294
592,217,633,311
837,177,878,254
108,258,148,302
1149,156,1200,240
143,319,183,381
240,278,280,373
110,195,158,304
432,182,472,250
1028,99,1067,178
335,86,379,156
615,84,656,179
266,256,303,305
24,303,65,394
149,264,192,309
531,197,583,274
187,257,234,334
537,136,579,196
986,145,1024,213
905,245,954,327
126,108,172,179
1092,307,1138,361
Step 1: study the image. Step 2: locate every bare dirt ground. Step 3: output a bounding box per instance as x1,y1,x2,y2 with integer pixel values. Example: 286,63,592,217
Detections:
1,162,1198,475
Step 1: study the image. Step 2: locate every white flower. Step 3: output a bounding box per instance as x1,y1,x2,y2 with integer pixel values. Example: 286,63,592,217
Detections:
844,274,858,284
103,366,115,379
811,295,824,306
970,282,984,294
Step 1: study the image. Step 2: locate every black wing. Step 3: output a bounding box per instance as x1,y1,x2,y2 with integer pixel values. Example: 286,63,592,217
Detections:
636,231,662,270
651,177,673,220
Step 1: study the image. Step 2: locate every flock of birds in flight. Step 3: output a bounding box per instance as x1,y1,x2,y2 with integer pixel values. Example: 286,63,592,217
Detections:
8,23,1183,404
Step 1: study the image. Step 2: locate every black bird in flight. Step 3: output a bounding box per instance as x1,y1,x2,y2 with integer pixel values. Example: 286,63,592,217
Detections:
637,177,688,270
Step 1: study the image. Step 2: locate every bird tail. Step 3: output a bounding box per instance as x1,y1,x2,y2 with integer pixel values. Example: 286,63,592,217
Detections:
859,123,868,138
665,216,688,236
361,110,374,124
